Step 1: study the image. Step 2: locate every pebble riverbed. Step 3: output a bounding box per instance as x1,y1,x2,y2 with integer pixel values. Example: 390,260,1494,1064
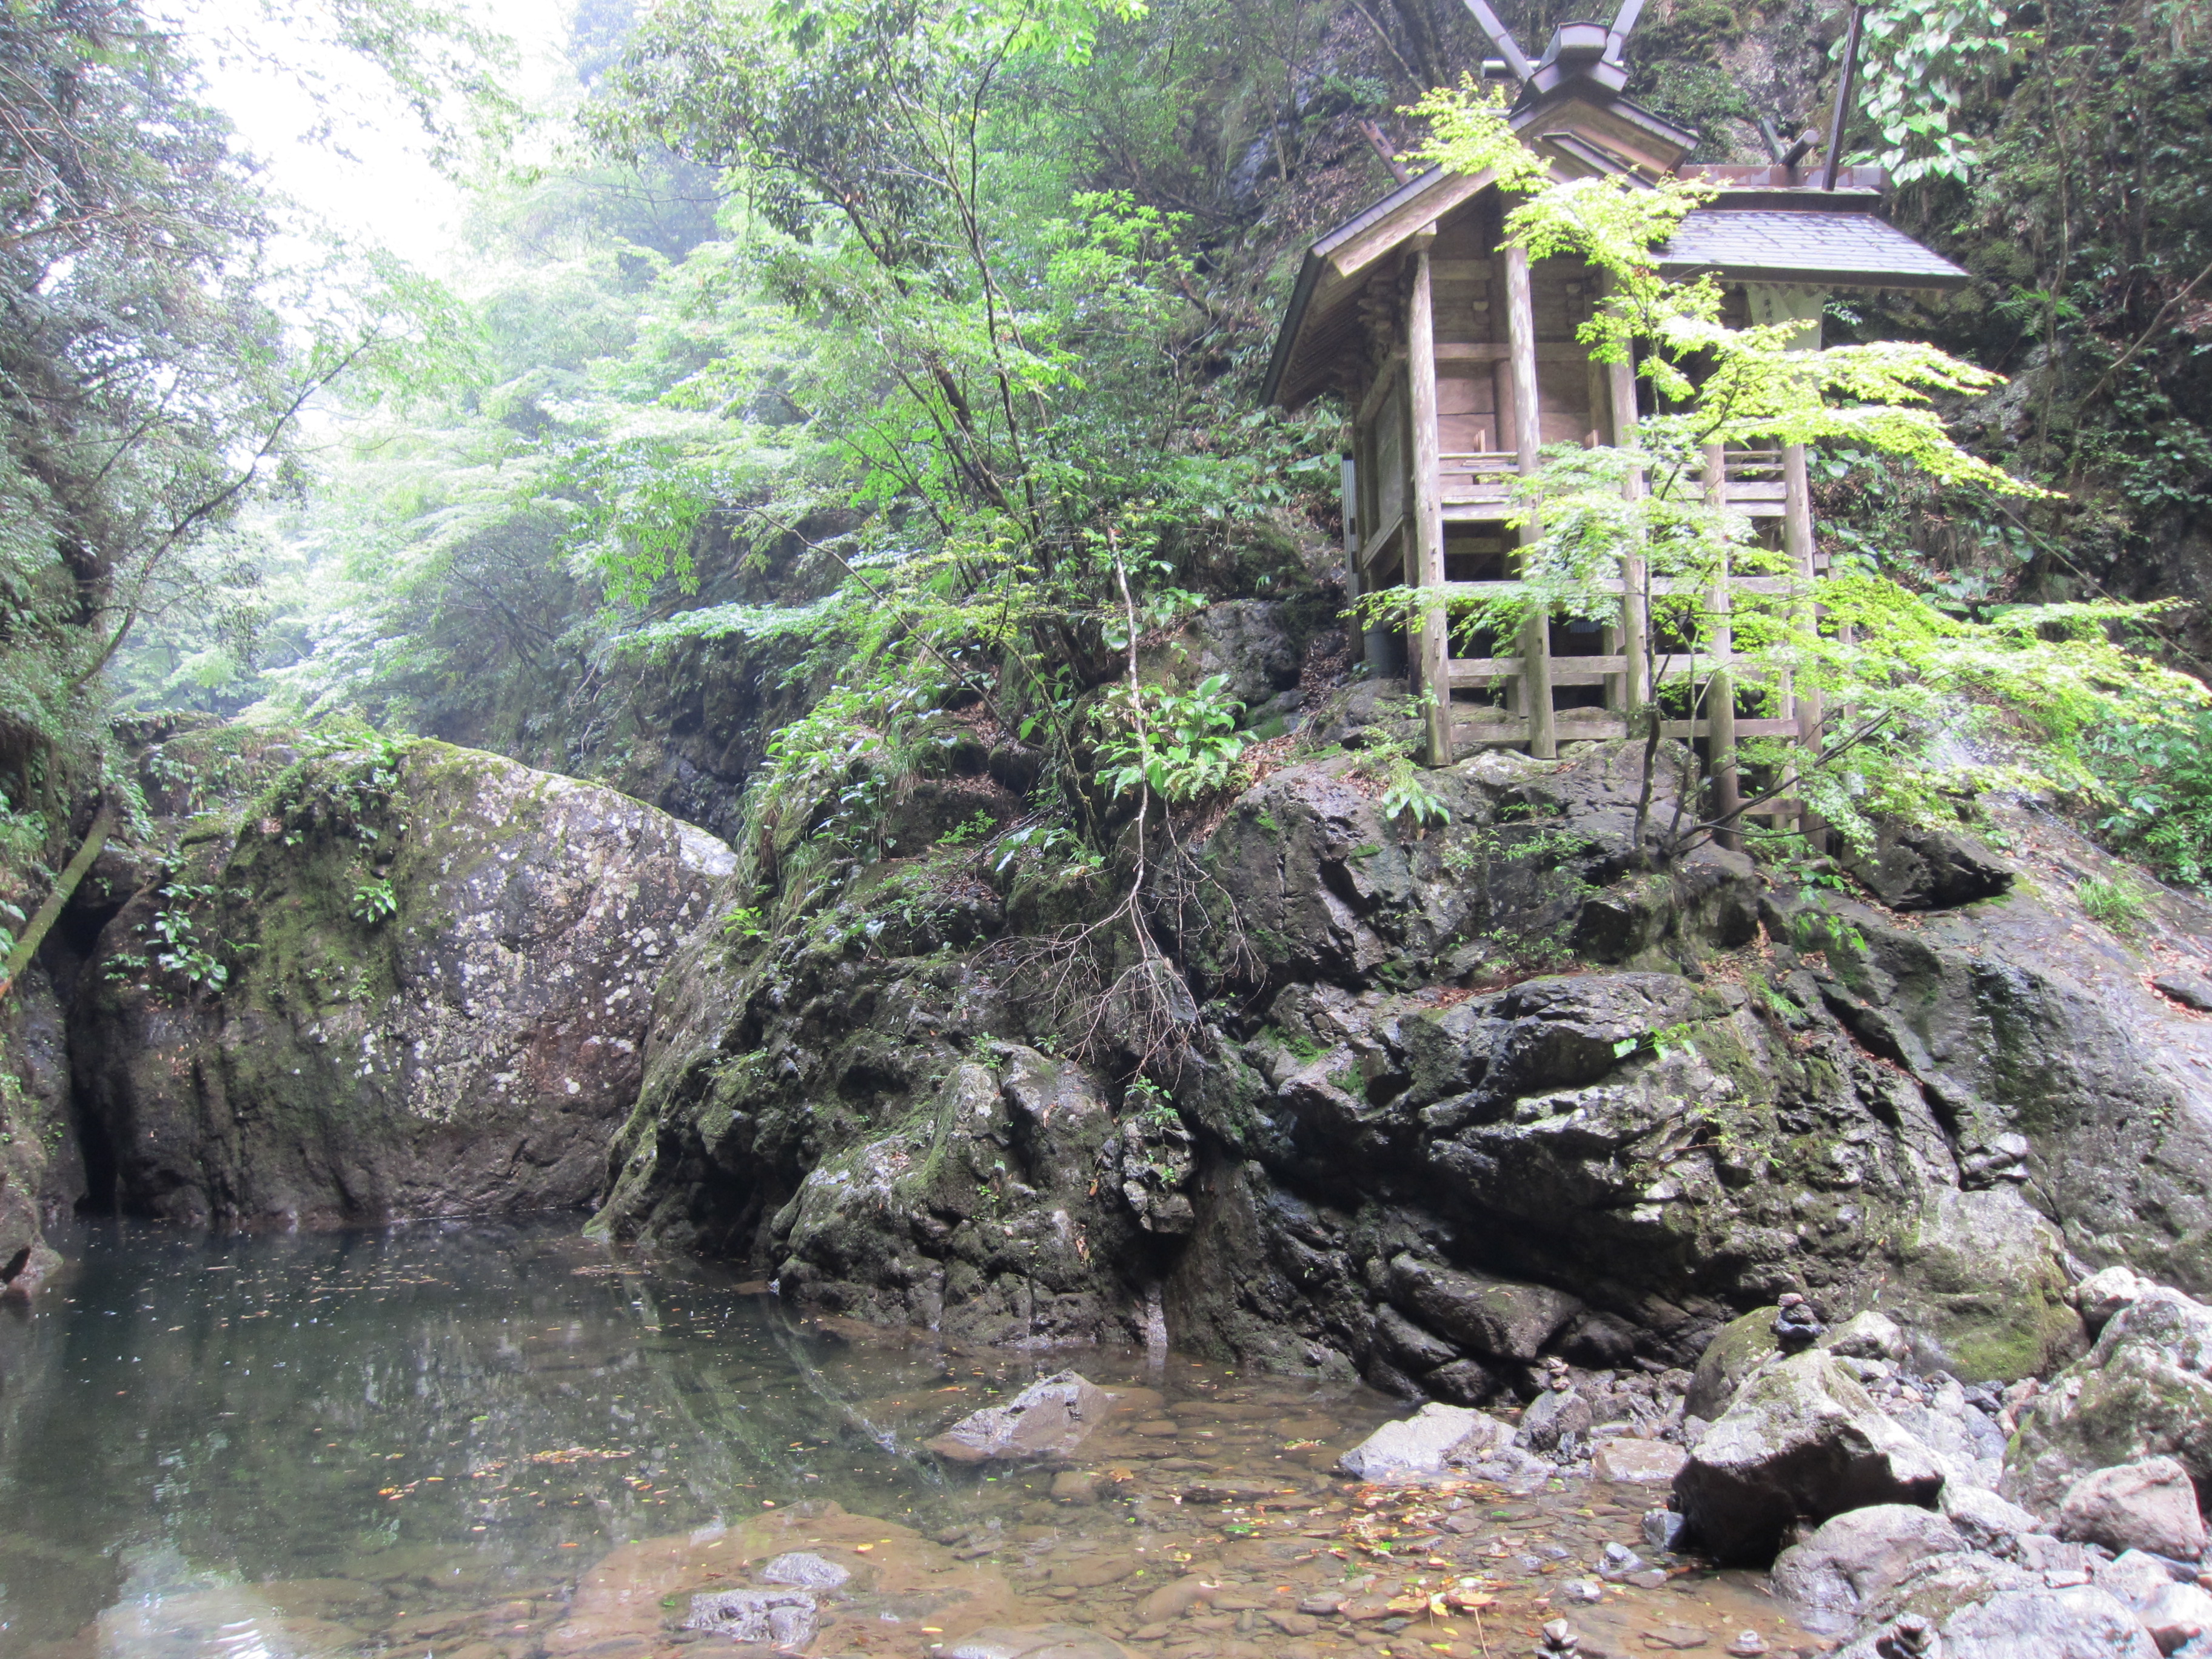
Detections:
0,1221,1809,1659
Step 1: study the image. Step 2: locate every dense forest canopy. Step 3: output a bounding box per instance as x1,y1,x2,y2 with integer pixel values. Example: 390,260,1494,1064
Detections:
6,0,2212,990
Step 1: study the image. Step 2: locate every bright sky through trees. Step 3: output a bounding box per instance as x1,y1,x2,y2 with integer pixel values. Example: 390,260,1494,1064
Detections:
159,0,569,267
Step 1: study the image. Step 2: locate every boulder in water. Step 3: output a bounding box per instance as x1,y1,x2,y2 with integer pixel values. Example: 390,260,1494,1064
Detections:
942,1626,1136,1659
927,1370,1115,1463
760,1551,851,1590
1338,1401,1549,1486
1673,1351,1946,1561
1591,1439,1688,1485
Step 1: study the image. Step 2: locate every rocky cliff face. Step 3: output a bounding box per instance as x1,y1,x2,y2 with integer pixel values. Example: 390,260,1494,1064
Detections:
594,694,2212,1395
0,960,79,1287
69,733,732,1227
19,632,2212,1418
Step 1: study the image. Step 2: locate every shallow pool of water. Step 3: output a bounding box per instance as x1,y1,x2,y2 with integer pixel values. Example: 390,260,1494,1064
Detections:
0,1220,1808,1659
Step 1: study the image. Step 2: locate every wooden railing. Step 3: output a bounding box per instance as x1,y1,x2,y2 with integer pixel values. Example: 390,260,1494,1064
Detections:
1438,451,1518,507
1403,444,1820,816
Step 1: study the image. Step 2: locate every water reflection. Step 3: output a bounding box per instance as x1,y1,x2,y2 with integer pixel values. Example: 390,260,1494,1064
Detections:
0,1219,1803,1659
0,1219,1090,1654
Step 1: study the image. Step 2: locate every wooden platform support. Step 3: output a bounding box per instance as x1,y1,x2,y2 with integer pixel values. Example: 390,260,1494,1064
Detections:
1605,347,1651,712
1503,243,1553,760
1408,229,1453,768
1783,442,1820,747
1702,443,1741,845
1781,440,1820,836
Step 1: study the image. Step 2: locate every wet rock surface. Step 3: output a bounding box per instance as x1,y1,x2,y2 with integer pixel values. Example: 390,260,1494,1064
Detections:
0,958,75,1287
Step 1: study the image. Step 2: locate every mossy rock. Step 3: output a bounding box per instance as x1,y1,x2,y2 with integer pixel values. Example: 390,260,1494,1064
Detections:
1686,1306,1780,1418
75,736,736,1227
1883,1188,2082,1383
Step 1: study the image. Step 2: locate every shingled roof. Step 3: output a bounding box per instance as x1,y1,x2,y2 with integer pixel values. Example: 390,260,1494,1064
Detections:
1658,204,1970,292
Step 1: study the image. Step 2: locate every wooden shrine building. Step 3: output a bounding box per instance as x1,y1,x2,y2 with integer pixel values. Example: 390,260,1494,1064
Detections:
1262,6,1971,771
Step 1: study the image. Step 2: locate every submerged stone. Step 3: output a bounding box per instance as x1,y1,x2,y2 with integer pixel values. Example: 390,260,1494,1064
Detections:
684,1587,817,1644
759,1550,851,1590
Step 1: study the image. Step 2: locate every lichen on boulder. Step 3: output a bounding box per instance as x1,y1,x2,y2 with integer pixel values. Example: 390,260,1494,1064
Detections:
73,736,732,1226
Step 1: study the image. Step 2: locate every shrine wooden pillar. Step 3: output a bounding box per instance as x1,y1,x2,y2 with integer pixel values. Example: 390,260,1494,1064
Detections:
1407,227,1453,767
1703,443,1741,846
1504,243,1554,759
1604,347,1650,713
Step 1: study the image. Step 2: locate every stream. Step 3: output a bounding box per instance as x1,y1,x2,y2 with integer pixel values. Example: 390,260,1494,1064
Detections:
0,1221,1804,1659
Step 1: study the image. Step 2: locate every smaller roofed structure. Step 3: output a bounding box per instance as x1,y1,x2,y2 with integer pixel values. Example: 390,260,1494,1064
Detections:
1263,5,1969,785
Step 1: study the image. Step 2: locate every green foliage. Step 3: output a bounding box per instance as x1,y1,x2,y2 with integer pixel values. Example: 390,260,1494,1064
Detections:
1124,1076,1180,1126
2077,874,2151,934
1848,0,2017,186
993,822,1104,880
1097,675,1249,803
1379,776,1451,828
124,883,233,994
1336,694,1452,828
1402,79,1552,193
1612,1020,1698,1062
2093,710,2212,890
349,879,400,923
935,811,999,848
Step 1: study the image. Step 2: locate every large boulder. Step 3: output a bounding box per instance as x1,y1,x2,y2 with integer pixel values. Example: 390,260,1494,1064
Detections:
1936,1586,2160,1659
2059,1457,2209,1561
1840,1582,2162,1659
1386,1253,1582,1362
73,738,733,1225
1771,1504,1969,1626
1338,1402,1549,1486
2006,1287,2212,1515
1674,1352,1947,1561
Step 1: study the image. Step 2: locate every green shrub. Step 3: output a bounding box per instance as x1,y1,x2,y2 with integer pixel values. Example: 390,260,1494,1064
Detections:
2094,709,2212,890
2078,875,2150,934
